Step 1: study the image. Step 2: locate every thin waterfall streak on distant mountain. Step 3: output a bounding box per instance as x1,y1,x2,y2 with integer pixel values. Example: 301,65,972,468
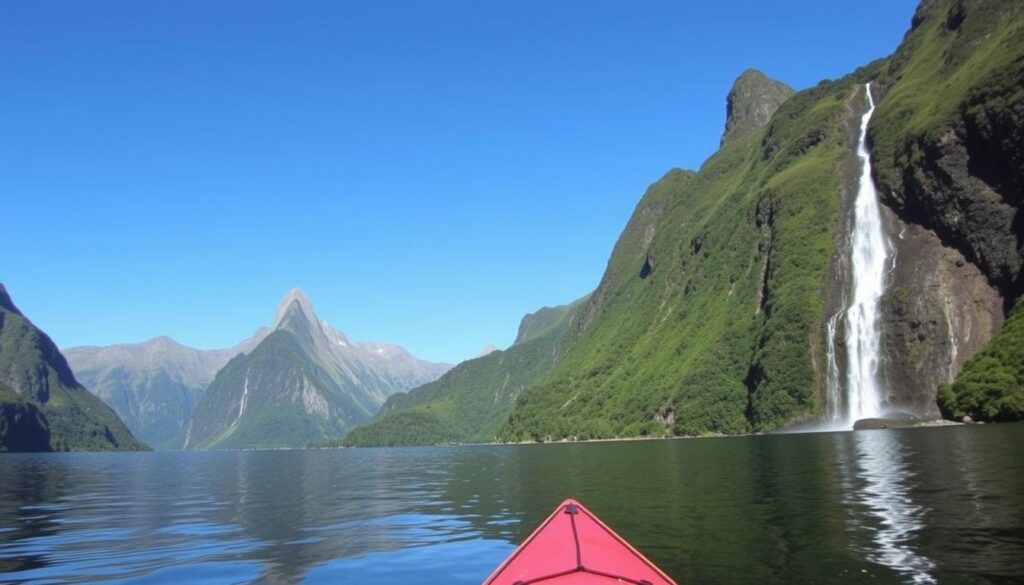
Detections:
225,373,250,438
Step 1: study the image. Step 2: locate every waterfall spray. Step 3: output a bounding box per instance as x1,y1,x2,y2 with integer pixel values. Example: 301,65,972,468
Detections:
843,82,890,424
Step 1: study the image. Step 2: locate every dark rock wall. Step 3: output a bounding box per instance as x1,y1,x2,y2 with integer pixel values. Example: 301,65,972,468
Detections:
879,212,1003,416
825,84,1005,420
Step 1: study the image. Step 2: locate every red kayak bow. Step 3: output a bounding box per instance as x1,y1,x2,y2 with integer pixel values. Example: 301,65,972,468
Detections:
484,498,676,584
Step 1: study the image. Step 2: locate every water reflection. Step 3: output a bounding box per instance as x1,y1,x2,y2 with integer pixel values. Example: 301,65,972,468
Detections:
839,430,936,584
0,427,1022,584
0,449,519,583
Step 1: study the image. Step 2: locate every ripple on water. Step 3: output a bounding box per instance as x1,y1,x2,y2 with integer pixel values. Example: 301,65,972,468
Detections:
0,429,1021,584
302,539,514,584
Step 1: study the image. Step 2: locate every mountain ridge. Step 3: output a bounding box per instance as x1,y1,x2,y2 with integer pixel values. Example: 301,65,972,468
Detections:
0,283,147,451
498,0,1024,439
183,289,450,449
65,329,269,449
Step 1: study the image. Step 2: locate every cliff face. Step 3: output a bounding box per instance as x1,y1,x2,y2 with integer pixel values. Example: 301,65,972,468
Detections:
500,68,869,440
867,0,1023,418
721,69,795,146
498,0,1023,438
878,213,1003,416
871,1,1022,299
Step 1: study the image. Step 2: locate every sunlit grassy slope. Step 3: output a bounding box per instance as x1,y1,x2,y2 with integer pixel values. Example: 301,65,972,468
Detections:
498,67,887,440
341,299,585,446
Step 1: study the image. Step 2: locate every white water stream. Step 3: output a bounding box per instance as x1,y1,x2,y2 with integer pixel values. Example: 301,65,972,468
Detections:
826,83,891,428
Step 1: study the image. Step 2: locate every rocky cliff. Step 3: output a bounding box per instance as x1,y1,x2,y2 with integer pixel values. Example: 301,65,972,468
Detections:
721,69,795,146
498,0,1024,438
500,67,866,440
867,0,1023,419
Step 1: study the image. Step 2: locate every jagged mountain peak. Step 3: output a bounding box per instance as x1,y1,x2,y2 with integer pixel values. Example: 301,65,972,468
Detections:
185,289,451,449
274,288,317,327
720,68,794,146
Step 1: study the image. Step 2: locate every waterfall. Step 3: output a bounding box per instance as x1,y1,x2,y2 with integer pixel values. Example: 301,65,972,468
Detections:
825,311,844,422
842,82,890,424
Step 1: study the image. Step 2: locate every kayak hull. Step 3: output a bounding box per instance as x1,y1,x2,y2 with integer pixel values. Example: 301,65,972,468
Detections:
484,498,676,585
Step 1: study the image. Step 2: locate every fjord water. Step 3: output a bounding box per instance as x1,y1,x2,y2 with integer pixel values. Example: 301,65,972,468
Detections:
2,426,1023,584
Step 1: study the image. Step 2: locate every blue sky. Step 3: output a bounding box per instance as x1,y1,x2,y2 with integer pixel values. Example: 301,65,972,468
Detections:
2,1,917,364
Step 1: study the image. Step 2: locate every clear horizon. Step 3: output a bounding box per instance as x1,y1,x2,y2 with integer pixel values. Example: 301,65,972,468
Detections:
2,0,917,364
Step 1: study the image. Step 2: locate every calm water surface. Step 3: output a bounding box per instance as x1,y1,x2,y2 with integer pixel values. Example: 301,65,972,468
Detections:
1,424,1022,584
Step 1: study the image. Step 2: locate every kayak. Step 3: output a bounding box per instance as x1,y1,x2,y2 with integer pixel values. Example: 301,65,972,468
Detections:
484,498,676,584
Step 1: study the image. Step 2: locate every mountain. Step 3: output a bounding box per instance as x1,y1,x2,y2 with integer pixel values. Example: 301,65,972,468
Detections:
0,284,147,451
500,65,846,440
342,297,586,447
869,0,1024,421
65,331,268,449
498,0,1024,439
720,69,794,146
183,289,451,449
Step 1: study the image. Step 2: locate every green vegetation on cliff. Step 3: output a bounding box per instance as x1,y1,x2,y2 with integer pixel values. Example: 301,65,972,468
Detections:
939,297,1024,421
869,0,1024,421
0,285,148,452
496,0,1024,439
341,299,585,446
871,0,1023,295
499,66,886,441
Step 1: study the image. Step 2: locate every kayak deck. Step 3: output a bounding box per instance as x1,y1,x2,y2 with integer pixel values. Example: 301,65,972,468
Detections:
484,499,676,585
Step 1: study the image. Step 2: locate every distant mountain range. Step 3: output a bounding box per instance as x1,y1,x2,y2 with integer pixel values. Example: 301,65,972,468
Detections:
64,289,450,450
181,289,451,449
65,331,268,449
0,284,147,452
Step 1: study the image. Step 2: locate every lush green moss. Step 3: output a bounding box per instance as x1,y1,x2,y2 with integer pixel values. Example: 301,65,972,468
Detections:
939,298,1024,421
